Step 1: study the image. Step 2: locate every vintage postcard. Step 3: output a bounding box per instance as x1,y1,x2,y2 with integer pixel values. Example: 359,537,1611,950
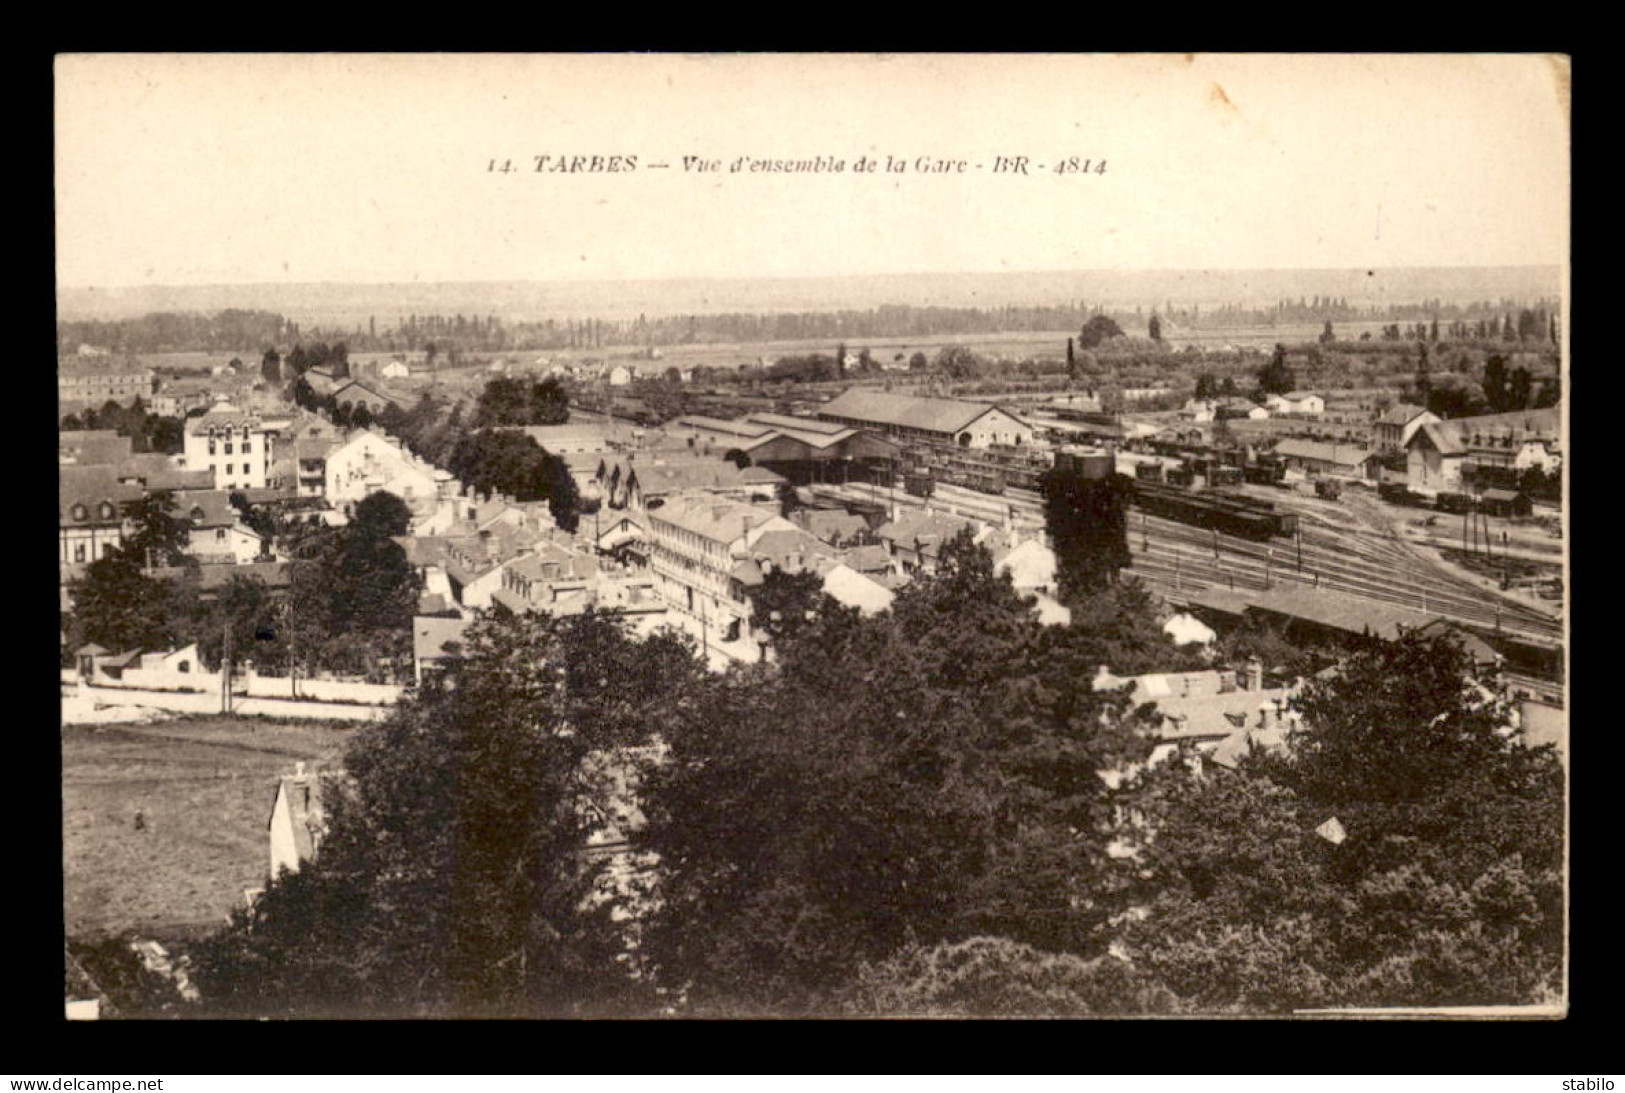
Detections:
55,53,1569,1021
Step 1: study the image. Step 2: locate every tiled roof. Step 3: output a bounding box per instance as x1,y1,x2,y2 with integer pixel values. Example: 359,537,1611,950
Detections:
59,430,134,465
1188,586,1438,642
876,511,975,552
1376,404,1431,427
1410,408,1560,454
840,543,894,573
178,491,243,529
794,508,868,544
649,496,783,543
822,564,895,616
749,528,836,571
413,615,471,662
1274,439,1373,466
59,466,143,522
818,389,1022,434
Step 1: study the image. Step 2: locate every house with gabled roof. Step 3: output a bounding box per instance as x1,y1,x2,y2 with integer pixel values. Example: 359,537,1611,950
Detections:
817,389,1034,449
60,465,142,566
1404,407,1560,494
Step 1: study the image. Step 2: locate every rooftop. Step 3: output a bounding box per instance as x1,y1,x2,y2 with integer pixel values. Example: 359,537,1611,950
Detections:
648,496,784,544
819,388,1023,434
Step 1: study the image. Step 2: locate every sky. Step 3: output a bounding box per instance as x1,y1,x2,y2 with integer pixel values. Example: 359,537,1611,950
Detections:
54,53,1570,289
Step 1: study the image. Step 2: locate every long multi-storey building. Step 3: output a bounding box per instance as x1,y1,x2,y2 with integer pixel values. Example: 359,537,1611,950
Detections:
58,360,155,407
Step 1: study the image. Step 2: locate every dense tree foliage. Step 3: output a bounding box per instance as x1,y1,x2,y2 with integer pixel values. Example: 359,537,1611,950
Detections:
634,533,1160,1014
281,493,421,679
1257,343,1296,396
1037,467,1133,599
61,399,186,456
1119,632,1564,1012
1078,315,1126,349
192,611,702,1017
68,551,186,653
182,530,1562,1018
473,377,571,427
446,429,581,532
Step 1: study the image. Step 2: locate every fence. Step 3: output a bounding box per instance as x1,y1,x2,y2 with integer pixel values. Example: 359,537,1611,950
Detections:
105,665,403,706
67,681,394,723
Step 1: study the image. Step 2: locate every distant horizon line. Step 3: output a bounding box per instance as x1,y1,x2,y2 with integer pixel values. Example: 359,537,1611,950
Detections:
58,263,1564,295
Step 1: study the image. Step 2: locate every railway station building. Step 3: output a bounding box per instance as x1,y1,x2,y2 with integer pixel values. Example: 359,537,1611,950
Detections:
816,389,1035,449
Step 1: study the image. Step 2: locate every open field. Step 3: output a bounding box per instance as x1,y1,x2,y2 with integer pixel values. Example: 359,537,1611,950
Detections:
63,716,354,938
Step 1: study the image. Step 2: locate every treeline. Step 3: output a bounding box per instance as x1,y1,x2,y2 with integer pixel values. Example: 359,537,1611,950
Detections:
185,534,1563,1018
1193,296,1560,328
1375,307,1558,344
59,310,299,355
60,297,1565,359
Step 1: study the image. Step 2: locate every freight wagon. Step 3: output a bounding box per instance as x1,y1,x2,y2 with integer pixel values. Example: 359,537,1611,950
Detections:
1130,481,1291,541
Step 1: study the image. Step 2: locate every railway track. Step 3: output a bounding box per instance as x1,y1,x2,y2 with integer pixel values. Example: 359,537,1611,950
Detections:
820,477,1563,646
1129,513,1561,644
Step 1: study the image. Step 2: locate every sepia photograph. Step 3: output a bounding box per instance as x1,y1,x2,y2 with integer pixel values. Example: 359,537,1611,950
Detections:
54,52,1569,1021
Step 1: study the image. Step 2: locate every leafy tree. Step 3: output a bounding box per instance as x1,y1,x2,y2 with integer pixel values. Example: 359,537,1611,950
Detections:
1078,315,1125,350
1038,465,1133,599
745,568,828,651
1482,355,1510,413
122,491,193,568
195,573,283,672
1257,344,1296,396
261,347,282,385
193,611,700,1017
228,491,277,545
1319,321,1335,345
637,533,1157,1014
1148,314,1163,342
446,429,580,531
1194,374,1218,400
1118,631,1564,1011
351,490,415,539
840,936,1177,1017
289,376,320,412
282,496,420,677
1509,367,1534,411
69,552,185,652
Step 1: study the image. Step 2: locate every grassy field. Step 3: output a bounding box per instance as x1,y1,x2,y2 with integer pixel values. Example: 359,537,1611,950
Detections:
63,716,355,938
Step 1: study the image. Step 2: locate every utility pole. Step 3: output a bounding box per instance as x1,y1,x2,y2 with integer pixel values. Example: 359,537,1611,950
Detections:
221,620,233,715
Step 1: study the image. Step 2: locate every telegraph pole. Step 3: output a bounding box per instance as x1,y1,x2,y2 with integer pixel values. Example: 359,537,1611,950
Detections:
221,620,233,715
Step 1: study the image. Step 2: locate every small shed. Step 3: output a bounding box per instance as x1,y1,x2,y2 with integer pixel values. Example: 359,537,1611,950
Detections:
1478,488,1531,518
